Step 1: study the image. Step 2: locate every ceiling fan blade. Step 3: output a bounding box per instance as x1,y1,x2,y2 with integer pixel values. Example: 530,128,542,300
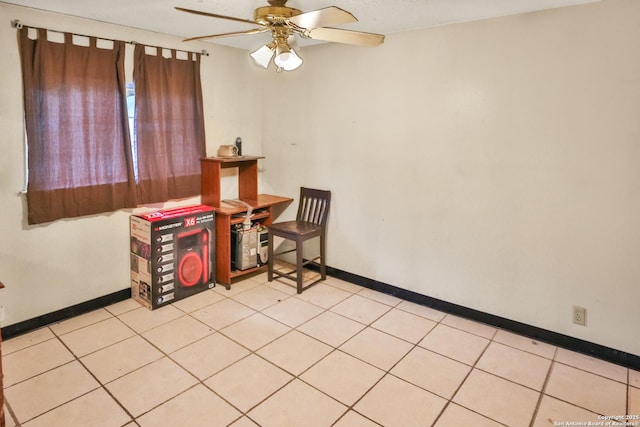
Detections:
289,6,357,29
175,6,258,26
307,27,385,47
183,28,269,42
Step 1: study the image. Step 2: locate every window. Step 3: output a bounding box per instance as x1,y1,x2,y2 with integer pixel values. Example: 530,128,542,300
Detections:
18,28,206,224
126,82,138,182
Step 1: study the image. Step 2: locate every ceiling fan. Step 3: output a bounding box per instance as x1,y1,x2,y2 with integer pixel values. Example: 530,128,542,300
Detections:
175,0,385,71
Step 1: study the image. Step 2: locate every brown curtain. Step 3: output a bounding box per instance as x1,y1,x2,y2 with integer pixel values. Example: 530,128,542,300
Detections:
134,45,205,204
18,28,137,225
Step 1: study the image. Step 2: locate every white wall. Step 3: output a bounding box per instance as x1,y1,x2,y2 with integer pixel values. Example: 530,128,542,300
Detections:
0,3,264,326
261,0,640,356
2,0,639,359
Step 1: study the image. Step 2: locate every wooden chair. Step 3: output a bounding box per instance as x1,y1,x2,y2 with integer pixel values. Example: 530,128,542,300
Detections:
268,187,331,293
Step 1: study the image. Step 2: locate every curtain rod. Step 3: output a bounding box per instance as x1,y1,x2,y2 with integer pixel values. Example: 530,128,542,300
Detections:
129,40,209,57
10,20,210,57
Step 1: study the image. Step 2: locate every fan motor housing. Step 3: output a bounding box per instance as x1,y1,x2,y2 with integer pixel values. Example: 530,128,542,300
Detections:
254,6,302,25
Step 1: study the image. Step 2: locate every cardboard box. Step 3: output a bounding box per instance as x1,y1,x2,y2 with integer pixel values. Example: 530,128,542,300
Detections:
130,205,215,310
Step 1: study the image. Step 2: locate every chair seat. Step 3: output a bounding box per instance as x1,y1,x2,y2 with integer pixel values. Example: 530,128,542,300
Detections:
269,221,323,239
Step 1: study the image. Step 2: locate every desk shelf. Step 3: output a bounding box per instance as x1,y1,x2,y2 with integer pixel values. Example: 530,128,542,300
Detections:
230,210,270,225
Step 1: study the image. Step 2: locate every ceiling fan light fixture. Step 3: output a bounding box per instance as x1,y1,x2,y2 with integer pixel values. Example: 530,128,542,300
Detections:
178,0,384,72
274,41,303,71
250,42,276,69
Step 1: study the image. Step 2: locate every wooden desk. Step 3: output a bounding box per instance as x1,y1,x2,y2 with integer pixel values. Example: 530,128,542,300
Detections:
213,195,292,286
201,157,292,287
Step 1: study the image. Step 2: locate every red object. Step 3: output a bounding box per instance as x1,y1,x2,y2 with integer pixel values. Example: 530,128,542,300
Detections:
130,205,215,310
178,252,203,287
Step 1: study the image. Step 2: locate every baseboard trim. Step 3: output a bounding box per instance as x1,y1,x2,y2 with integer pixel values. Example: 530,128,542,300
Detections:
323,265,640,371
3,268,639,371
1,288,131,340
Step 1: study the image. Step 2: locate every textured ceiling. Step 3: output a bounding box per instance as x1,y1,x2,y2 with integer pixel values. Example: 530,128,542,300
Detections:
4,0,599,50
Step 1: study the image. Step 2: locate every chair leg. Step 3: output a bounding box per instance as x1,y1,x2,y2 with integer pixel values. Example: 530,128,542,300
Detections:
296,239,303,294
320,233,326,280
267,231,274,282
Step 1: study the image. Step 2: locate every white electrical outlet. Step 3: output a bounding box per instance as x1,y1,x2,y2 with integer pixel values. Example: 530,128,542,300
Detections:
572,306,586,326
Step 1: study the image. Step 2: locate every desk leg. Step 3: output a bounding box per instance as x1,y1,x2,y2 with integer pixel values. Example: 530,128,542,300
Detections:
215,214,232,288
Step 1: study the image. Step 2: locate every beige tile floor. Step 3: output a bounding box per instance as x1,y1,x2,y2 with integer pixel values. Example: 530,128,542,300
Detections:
2,270,640,427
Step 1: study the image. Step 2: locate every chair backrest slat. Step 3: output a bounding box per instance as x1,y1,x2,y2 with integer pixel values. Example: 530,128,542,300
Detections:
296,187,331,226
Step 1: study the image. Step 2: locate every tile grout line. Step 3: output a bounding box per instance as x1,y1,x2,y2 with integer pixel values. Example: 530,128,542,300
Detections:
49,302,228,425
627,369,630,417
54,315,139,425
5,274,632,426
136,290,288,424
5,284,394,424
3,313,123,424
174,276,366,425
2,306,140,426
9,325,134,426
437,322,508,426
3,381,19,427
528,345,559,427
109,294,253,424
167,282,489,425
217,278,353,425
303,293,405,427
228,282,408,426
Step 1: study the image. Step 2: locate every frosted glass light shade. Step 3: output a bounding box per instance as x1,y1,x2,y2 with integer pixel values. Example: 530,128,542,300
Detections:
274,46,303,71
250,44,275,69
